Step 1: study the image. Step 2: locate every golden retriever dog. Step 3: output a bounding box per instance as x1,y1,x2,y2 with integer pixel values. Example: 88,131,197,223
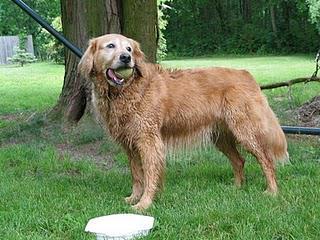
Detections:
78,34,288,210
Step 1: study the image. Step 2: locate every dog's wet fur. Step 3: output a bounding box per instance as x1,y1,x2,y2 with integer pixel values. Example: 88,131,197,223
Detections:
78,34,288,210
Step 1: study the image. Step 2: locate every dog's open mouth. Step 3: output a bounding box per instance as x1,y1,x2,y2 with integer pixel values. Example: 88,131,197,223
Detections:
106,68,134,86
106,68,125,86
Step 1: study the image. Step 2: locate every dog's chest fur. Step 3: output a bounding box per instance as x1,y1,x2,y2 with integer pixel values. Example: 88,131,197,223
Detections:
91,74,163,147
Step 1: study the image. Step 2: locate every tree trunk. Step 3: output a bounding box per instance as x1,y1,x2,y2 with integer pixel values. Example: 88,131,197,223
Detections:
270,4,281,49
51,1,87,121
122,0,158,63
50,0,158,122
241,0,251,23
282,1,291,33
50,0,121,121
214,0,227,33
270,5,277,34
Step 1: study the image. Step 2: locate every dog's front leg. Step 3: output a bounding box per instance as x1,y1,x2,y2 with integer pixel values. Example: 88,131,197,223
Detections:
125,151,144,205
133,135,165,211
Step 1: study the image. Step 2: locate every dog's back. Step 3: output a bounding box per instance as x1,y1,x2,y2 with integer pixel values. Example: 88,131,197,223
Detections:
159,67,287,159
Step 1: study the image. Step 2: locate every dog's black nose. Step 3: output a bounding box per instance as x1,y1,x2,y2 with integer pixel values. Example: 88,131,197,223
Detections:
119,53,131,64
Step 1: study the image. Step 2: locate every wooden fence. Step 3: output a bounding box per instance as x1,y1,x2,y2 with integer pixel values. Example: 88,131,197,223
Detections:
0,35,34,64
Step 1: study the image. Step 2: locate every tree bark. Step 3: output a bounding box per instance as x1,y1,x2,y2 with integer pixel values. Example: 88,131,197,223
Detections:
122,0,158,63
49,1,87,121
60,0,121,122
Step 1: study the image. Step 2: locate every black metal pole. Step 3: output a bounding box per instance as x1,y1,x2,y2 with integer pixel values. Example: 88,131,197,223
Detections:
11,0,83,58
8,0,320,136
282,126,320,135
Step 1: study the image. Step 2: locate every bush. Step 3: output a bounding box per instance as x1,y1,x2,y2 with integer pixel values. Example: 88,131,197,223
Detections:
7,47,37,67
38,17,64,63
157,0,172,60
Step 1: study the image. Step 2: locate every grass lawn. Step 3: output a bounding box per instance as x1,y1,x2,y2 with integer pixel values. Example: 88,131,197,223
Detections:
0,62,63,114
0,57,320,239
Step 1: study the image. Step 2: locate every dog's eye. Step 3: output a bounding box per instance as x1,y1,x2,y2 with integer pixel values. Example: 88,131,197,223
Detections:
106,43,115,49
126,47,132,52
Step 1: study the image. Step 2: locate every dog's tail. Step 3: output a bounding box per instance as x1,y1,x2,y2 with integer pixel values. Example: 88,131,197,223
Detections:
265,111,289,165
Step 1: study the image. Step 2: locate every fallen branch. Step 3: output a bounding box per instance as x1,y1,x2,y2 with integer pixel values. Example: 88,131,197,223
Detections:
260,77,320,90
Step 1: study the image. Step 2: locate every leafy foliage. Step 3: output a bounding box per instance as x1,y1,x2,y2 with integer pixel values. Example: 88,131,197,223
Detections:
7,47,37,67
163,0,320,56
0,0,60,60
308,0,320,33
157,0,172,59
40,17,64,63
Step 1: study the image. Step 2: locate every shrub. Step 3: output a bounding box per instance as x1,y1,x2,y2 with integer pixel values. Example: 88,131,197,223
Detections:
7,47,37,67
39,17,64,63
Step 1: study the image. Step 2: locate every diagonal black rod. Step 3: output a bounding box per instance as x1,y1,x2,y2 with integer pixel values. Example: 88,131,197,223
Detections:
8,0,320,136
11,0,83,58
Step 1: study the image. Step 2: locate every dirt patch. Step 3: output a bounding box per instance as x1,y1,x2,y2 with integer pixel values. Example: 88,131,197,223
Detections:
1,112,117,169
297,96,320,127
56,141,115,170
0,113,25,121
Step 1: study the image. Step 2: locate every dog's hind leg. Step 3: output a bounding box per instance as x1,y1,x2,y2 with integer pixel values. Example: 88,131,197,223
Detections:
252,150,278,194
125,150,144,205
133,134,166,211
214,134,245,187
226,120,278,194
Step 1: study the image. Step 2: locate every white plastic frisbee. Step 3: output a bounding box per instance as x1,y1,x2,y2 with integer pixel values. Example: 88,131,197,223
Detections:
85,214,154,240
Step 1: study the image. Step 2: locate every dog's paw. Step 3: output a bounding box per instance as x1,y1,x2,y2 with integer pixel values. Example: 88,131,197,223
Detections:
132,203,147,212
132,199,152,212
263,189,278,197
125,195,140,205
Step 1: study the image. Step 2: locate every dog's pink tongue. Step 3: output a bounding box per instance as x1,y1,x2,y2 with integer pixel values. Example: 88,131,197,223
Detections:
107,69,118,81
106,68,124,85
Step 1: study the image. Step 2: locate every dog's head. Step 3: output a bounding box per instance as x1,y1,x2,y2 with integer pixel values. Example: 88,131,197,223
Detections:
78,34,145,87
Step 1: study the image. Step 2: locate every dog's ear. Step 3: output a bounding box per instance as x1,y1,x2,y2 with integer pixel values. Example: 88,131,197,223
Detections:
130,39,145,63
78,39,97,79
130,39,145,77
